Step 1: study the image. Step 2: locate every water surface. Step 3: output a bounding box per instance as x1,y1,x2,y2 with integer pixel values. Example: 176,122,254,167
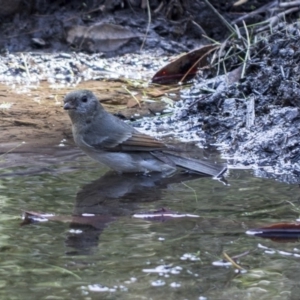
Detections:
0,150,300,300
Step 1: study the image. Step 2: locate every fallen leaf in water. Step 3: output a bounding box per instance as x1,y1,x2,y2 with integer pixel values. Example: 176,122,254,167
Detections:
246,222,300,241
66,23,140,52
21,211,115,229
133,207,199,221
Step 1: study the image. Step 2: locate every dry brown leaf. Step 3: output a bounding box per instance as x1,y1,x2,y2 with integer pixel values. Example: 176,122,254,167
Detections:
127,97,140,108
66,23,140,52
152,44,219,84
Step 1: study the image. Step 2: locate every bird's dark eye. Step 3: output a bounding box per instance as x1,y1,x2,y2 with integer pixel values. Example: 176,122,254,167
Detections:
81,96,88,103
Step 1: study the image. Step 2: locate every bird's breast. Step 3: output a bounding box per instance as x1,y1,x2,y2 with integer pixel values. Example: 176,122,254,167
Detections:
72,125,87,149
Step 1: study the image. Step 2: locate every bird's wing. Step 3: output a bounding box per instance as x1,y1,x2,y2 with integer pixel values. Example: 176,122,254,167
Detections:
86,130,167,152
81,111,167,152
116,131,167,151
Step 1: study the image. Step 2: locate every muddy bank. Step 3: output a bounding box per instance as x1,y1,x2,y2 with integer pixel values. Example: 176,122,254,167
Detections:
0,78,170,147
2,21,300,184
0,50,174,148
195,22,300,182
126,21,300,184
2,1,300,184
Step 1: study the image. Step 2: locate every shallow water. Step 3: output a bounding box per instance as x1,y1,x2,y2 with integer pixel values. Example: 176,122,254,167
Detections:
1,149,300,300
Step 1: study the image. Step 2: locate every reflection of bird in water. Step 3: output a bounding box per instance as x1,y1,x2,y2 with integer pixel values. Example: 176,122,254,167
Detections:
66,171,210,255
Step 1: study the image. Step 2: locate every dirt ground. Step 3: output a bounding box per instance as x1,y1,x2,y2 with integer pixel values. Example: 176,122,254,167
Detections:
0,83,69,146
0,80,170,153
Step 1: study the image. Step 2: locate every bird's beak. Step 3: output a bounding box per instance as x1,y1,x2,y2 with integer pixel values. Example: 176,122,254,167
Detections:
63,102,74,110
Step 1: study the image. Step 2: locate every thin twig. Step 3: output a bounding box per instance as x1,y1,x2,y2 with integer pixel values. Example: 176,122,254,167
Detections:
180,46,219,83
0,142,25,160
256,6,300,32
181,182,198,202
246,97,255,128
279,0,300,8
190,20,207,36
140,0,151,51
241,20,251,78
122,85,141,107
21,54,31,80
232,0,278,24
223,252,246,271
153,1,164,14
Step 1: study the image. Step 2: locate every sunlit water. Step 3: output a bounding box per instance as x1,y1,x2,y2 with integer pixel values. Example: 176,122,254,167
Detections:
0,150,300,300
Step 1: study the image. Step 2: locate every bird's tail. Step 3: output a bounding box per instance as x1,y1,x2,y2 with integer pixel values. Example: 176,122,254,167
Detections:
153,152,227,178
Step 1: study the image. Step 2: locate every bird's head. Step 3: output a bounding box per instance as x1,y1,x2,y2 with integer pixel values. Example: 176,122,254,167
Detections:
64,90,102,121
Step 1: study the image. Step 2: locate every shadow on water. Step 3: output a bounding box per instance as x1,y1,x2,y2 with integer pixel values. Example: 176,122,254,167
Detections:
66,171,210,255
2,145,300,299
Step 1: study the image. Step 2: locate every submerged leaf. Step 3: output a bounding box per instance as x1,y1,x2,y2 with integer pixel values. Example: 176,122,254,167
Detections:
133,208,199,221
247,222,300,241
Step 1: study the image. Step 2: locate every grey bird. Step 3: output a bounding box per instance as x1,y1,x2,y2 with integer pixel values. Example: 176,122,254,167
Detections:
63,90,226,177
